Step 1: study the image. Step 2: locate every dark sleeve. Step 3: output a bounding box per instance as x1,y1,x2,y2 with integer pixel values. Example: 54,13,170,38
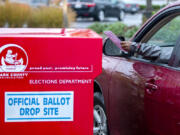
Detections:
129,42,172,63
129,42,161,60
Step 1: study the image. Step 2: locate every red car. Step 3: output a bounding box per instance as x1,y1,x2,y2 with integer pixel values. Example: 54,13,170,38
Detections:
94,2,180,135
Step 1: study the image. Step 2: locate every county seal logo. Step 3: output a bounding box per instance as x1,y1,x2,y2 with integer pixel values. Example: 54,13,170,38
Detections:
0,44,28,72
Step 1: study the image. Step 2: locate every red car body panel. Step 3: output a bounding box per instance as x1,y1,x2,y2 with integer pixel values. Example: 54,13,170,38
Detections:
96,57,146,135
97,56,180,135
96,2,180,135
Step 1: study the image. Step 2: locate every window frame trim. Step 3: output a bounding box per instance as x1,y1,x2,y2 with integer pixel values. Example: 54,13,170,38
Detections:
129,56,180,72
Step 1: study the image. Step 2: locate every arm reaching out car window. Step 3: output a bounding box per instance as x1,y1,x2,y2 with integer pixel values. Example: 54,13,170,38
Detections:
121,41,172,63
104,31,172,63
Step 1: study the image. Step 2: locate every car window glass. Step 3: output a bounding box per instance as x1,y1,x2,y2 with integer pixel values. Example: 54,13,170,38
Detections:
135,15,180,64
147,16,180,47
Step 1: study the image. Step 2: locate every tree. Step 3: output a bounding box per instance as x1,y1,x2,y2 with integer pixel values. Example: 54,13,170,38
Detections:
145,0,152,19
62,0,68,27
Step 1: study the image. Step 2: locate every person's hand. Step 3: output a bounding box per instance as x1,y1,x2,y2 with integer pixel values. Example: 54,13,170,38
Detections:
121,41,132,51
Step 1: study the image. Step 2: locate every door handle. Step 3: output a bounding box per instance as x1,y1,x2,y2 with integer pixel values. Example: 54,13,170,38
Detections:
145,82,158,95
145,83,158,91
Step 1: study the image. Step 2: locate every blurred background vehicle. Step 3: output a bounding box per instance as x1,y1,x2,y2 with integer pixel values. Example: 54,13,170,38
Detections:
67,0,125,21
120,0,140,14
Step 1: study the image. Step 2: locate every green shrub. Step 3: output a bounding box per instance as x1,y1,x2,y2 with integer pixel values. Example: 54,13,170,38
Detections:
88,23,108,34
4,2,31,27
88,22,139,39
125,26,139,38
140,5,146,10
104,22,128,37
153,5,166,11
140,4,166,11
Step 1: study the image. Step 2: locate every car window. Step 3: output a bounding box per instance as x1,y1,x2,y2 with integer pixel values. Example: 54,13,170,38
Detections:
133,15,180,64
147,16,180,47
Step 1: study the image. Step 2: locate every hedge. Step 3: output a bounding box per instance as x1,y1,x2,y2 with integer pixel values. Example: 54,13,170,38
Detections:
139,4,166,11
0,2,76,28
88,22,139,39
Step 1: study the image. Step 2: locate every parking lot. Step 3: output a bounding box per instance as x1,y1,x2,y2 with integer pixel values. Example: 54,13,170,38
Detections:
71,13,143,28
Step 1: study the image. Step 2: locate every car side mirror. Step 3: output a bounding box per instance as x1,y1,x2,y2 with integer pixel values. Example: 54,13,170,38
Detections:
103,36,126,56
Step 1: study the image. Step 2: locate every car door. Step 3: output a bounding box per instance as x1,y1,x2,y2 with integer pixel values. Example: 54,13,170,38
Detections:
106,6,180,135
168,37,180,135
132,8,180,135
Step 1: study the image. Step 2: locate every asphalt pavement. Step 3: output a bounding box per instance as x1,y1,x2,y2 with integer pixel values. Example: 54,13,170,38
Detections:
70,13,143,29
